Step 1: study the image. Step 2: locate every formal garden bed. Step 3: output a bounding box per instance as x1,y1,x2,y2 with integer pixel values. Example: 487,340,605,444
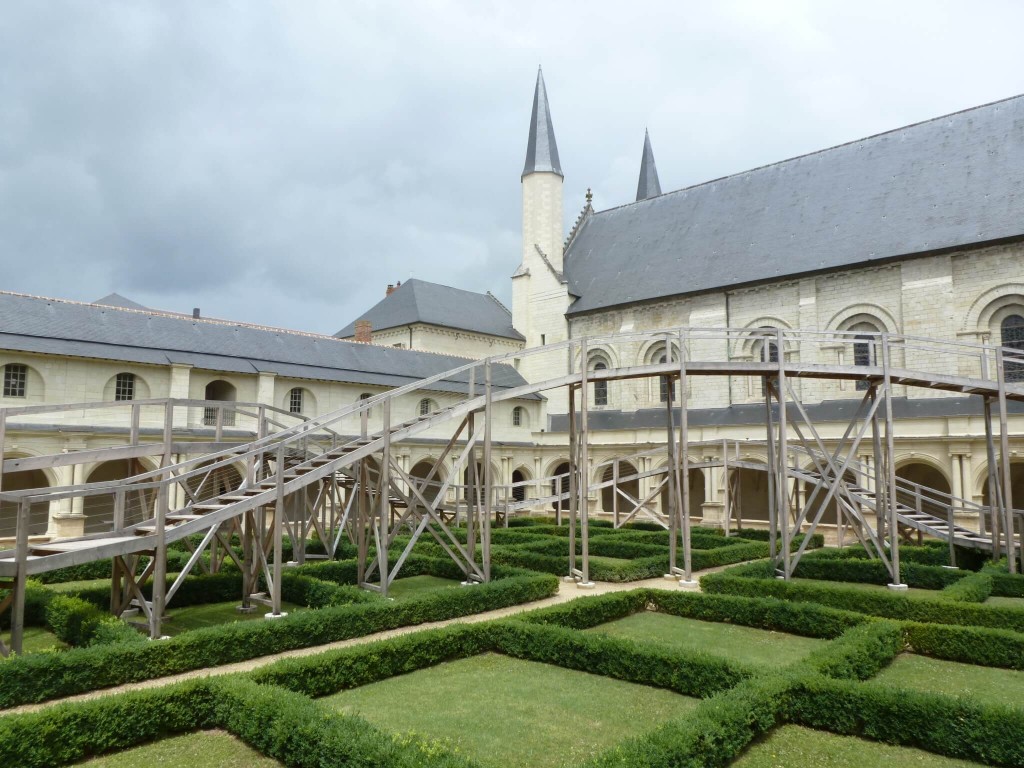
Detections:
4,540,1024,767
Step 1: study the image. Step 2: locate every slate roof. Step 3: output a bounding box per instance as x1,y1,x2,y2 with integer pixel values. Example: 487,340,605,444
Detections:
0,292,533,397
335,279,525,341
522,67,562,178
564,94,1024,315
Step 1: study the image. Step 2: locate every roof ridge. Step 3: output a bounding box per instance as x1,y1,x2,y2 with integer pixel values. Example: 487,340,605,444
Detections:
587,92,1024,220
485,291,512,316
0,289,383,347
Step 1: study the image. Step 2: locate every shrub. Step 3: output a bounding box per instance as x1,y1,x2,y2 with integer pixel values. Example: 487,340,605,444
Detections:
785,675,1024,767
802,620,903,680
936,571,992,603
44,595,106,648
905,621,1024,670
0,570,557,708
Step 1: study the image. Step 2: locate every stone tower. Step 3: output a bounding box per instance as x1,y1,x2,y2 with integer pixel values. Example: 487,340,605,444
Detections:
512,68,571,406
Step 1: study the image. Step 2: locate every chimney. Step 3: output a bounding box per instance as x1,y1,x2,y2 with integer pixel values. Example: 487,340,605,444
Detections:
192,308,201,319
354,320,372,343
386,283,396,296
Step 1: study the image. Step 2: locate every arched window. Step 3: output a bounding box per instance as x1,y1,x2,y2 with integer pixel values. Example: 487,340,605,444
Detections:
203,380,237,426
418,398,437,417
512,406,525,427
760,332,779,397
1002,315,1024,382
592,361,608,406
658,355,676,403
3,363,27,398
848,321,879,391
288,387,304,414
114,372,135,401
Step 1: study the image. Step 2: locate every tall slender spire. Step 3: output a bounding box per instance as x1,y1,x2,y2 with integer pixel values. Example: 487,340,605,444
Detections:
636,128,662,201
522,67,562,178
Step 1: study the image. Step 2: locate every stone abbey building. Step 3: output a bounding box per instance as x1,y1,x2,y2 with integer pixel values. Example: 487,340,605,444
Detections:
2,70,1023,537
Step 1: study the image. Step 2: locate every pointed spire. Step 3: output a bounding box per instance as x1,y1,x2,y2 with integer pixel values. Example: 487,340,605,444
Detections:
522,67,562,179
636,129,662,201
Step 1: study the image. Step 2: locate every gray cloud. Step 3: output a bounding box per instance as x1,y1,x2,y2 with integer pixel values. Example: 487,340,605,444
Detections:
2,1,1022,334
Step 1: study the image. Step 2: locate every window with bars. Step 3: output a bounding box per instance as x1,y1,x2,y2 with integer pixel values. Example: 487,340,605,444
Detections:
3,364,27,398
853,336,873,390
658,355,675,402
114,372,135,401
419,398,434,416
760,337,779,397
1002,315,1024,382
592,361,608,406
512,406,524,426
289,387,303,414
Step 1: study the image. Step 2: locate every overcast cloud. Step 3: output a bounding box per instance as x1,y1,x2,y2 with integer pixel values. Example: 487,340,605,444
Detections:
1,1,1022,334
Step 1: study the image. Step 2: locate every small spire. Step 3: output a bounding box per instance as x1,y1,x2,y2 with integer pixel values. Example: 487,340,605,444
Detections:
636,128,662,201
585,187,593,204
522,67,563,178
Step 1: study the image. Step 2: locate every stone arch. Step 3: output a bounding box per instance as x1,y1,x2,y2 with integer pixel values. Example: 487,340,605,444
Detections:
83,459,157,534
826,304,899,335
284,386,317,417
963,284,1024,334
204,379,237,426
0,455,53,537
548,460,570,510
511,465,532,503
656,463,706,519
980,460,1024,511
410,458,446,503
895,460,953,517
733,319,793,359
462,461,500,504
601,459,640,514
183,460,245,504
417,397,439,417
733,460,771,522
102,371,152,402
1,361,45,402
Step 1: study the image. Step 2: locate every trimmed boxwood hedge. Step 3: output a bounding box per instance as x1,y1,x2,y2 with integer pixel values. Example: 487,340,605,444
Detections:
784,675,1024,767
702,562,1024,632
0,567,557,709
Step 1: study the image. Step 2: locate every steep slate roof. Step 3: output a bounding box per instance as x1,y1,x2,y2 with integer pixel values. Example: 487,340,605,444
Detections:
564,94,1024,315
636,129,662,201
335,279,525,341
0,292,532,396
522,67,562,178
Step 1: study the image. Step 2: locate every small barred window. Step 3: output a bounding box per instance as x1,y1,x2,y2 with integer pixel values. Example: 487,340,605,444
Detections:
3,364,27,398
114,372,135,401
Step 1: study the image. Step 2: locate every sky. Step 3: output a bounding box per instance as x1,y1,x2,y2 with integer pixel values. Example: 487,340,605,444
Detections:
1,1,1022,336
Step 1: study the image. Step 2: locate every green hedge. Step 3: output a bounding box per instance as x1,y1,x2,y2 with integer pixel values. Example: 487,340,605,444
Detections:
802,620,903,680
0,570,557,709
702,564,1024,632
936,571,992,603
905,621,1024,670
785,675,1024,767
583,672,788,768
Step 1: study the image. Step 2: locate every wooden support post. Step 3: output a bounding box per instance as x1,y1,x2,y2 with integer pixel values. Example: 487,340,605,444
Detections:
578,340,592,587
679,330,693,583
776,329,790,579
482,360,493,581
270,445,286,616
764,379,778,562
150,483,168,639
612,459,619,528
870,386,886,542
984,396,1002,559
130,403,140,446
567,383,577,578
996,349,1017,574
11,499,30,655
378,399,392,595
880,335,903,588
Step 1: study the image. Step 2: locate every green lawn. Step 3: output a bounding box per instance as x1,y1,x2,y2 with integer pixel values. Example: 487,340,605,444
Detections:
587,611,827,668
322,652,695,768
790,578,940,599
985,595,1024,609
160,600,304,636
76,730,281,767
0,625,67,655
731,725,985,767
386,575,462,599
873,653,1024,709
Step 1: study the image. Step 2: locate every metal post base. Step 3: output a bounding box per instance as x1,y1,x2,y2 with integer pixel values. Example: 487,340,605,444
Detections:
264,611,289,619
677,579,699,590
576,581,596,589
886,583,908,591
235,605,258,614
